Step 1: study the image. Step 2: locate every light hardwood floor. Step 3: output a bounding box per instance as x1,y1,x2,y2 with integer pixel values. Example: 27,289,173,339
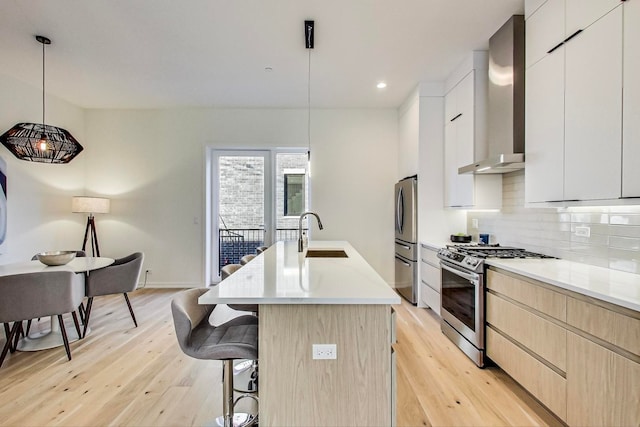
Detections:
0,288,562,426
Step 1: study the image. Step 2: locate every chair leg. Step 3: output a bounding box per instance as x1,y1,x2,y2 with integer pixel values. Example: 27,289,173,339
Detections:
82,297,94,338
1,323,20,368
71,311,81,339
123,293,137,327
3,323,10,341
25,319,32,336
58,315,72,361
223,360,235,427
12,322,23,352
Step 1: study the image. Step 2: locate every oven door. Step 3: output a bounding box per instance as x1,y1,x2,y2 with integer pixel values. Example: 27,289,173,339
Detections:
440,260,484,349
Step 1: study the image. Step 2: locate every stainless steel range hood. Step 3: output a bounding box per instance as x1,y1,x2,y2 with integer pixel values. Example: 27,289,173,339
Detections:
459,15,525,175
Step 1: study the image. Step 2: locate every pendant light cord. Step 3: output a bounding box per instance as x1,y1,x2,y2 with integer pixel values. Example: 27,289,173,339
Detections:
42,39,46,132
307,48,311,155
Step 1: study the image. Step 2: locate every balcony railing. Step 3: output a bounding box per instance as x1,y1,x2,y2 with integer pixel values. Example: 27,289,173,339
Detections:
218,227,307,273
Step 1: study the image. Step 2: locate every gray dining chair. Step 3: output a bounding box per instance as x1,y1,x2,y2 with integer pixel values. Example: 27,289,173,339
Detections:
82,252,144,338
0,271,84,367
171,288,258,427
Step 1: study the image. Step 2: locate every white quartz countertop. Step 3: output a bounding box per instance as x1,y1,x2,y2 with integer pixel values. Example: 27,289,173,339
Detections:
487,258,640,312
200,241,401,305
421,240,640,312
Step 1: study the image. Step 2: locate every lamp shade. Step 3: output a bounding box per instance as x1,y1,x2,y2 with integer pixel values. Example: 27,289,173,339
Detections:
72,196,110,214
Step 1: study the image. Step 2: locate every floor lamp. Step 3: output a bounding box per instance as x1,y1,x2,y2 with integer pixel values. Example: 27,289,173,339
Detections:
72,196,110,257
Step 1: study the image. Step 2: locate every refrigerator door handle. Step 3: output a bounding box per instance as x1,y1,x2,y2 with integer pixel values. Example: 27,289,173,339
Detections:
396,187,404,234
395,256,411,267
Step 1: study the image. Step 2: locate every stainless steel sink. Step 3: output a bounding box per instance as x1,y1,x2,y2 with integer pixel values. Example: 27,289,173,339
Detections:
305,249,348,258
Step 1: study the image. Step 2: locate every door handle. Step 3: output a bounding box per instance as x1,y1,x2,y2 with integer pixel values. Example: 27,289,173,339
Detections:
450,113,462,122
396,187,404,234
395,256,411,267
564,29,583,43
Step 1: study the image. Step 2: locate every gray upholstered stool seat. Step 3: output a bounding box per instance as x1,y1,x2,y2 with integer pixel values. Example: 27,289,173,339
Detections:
255,246,268,254
239,254,255,265
172,288,258,427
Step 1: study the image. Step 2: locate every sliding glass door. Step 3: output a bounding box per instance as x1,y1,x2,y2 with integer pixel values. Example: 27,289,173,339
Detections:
209,149,309,282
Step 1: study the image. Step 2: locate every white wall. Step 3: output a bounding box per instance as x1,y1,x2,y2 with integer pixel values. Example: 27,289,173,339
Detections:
84,107,398,286
397,91,419,179
0,73,86,262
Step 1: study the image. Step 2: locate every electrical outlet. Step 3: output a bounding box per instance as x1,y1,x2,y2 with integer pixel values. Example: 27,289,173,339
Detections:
312,344,337,360
471,219,479,229
575,226,591,237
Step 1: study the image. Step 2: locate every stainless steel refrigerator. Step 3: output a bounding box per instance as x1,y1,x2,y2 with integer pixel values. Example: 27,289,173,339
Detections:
394,176,417,304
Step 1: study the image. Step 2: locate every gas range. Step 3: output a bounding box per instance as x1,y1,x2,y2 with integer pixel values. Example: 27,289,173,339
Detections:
437,243,554,368
437,244,554,273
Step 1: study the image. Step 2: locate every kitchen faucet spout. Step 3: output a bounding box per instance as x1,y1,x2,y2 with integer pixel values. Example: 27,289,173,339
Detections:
298,211,323,252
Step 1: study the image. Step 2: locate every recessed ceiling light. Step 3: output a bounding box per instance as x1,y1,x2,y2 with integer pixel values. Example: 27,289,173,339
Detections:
376,82,387,89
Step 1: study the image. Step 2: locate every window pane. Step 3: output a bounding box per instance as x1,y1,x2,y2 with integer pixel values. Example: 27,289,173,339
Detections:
284,173,305,216
276,153,309,241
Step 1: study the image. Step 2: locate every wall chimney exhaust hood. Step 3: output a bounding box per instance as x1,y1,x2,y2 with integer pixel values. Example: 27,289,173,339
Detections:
459,15,525,175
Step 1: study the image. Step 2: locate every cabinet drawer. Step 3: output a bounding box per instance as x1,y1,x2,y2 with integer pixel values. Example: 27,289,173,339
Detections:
419,244,440,266
487,269,566,321
420,261,441,293
420,283,440,316
567,297,640,357
487,327,567,421
567,332,640,426
487,293,566,371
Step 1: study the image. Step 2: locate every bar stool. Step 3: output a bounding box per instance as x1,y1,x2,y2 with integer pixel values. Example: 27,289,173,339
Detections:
171,288,258,427
255,246,268,254
220,263,258,392
239,254,255,265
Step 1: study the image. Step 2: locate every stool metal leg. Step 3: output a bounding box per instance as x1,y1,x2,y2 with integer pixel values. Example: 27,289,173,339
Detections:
216,360,257,427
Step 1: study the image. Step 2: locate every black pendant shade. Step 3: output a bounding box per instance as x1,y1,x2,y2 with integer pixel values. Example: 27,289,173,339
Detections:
0,35,83,164
0,123,83,163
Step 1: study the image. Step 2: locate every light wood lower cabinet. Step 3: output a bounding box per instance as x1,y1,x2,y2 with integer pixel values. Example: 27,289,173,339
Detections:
486,268,640,426
486,327,567,420
486,293,566,372
566,332,640,426
259,304,394,426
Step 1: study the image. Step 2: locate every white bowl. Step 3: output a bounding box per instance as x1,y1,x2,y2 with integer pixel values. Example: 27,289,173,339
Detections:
36,251,77,266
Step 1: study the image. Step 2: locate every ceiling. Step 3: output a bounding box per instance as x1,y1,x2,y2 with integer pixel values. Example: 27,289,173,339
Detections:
0,0,523,110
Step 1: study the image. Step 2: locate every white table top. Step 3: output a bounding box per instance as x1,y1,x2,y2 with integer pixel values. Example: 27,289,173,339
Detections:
0,257,114,276
200,241,400,305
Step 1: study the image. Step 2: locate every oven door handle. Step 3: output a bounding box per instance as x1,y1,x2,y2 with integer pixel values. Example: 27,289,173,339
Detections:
440,262,480,283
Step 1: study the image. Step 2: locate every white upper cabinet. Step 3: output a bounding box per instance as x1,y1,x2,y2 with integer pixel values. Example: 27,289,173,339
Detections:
526,0,564,67
443,52,502,210
564,6,622,200
525,0,629,204
525,0,549,19
444,71,475,207
623,0,640,198
565,0,621,36
525,47,565,202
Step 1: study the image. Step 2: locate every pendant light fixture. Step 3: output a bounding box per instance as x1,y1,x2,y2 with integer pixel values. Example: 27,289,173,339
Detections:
0,35,83,164
305,20,314,162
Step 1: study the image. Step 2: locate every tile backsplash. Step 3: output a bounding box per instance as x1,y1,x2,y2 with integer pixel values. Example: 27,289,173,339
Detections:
467,171,640,274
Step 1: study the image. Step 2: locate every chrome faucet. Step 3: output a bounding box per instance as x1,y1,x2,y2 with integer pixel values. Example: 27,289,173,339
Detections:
298,211,323,252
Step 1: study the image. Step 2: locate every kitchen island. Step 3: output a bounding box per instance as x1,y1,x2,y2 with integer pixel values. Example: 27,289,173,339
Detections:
200,240,400,427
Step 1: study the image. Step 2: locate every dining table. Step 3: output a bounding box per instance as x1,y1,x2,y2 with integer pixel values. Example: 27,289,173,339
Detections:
0,256,114,351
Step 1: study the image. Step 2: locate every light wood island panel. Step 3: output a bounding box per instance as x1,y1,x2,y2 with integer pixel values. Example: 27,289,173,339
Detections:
258,304,392,427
